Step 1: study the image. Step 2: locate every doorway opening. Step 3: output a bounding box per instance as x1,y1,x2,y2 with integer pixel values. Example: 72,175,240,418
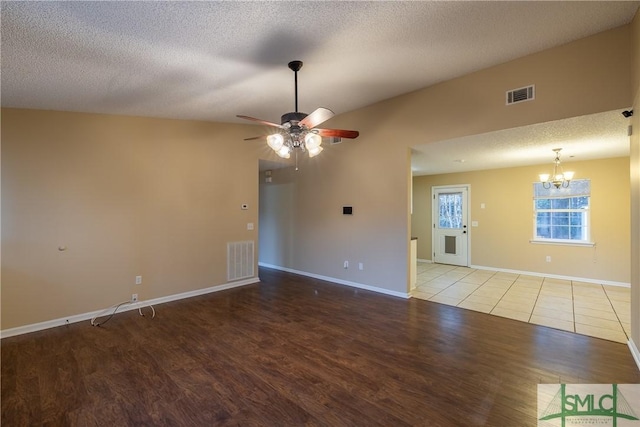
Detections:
432,185,470,267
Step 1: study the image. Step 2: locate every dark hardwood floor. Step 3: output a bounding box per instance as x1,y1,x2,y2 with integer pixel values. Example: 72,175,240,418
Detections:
2,267,639,426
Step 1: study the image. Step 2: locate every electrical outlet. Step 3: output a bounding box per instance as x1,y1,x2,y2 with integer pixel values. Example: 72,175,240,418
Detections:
344,260,349,269
135,275,142,285
546,256,551,262
358,262,364,271
131,293,138,302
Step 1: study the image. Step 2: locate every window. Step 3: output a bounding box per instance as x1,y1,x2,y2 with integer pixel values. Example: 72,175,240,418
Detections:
533,179,591,244
438,193,463,229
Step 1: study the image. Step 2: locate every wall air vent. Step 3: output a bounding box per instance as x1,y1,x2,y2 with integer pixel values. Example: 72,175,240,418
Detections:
329,137,342,145
506,85,535,105
227,241,254,281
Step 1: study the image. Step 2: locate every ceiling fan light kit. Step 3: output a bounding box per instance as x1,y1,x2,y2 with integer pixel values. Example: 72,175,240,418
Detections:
237,60,359,169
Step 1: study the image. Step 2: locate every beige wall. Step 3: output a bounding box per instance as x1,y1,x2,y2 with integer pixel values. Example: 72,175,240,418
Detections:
633,11,640,98
292,24,633,295
412,157,630,283
1,109,263,330
629,11,640,349
344,25,631,147
257,139,410,294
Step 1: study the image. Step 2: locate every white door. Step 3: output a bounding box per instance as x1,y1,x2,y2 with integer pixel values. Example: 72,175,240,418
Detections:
432,186,469,266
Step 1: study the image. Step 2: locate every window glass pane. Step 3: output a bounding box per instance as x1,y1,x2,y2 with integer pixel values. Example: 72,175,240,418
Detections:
569,212,583,226
438,193,463,229
537,225,551,238
536,212,550,238
535,199,551,209
551,225,570,239
551,212,569,225
573,196,589,209
570,226,584,240
536,212,550,224
551,198,570,209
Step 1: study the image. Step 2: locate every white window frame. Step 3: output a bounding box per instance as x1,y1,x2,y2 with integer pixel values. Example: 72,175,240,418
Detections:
531,179,594,247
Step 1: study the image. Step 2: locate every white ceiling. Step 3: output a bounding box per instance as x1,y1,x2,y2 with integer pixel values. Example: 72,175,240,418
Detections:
2,1,638,174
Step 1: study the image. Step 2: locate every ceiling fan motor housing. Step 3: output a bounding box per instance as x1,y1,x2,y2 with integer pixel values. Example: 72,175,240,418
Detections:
281,112,307,125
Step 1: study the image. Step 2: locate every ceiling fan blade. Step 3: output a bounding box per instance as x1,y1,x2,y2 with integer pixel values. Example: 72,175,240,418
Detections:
299,107,334,129
243,135,267,141
316,128,360,139
236,115,285,129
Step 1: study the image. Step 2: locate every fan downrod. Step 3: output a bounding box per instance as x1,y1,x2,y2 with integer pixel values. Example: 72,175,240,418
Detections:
288,60,303,72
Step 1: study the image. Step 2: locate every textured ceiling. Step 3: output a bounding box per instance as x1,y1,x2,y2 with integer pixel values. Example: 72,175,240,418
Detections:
411,110,632,176
2,1,639,174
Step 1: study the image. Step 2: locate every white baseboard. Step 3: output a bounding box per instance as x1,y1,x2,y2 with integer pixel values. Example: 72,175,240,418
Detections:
259,262,410,299
468,264,630,288
417,260,629,287
0,277,260,339
629,338,640,372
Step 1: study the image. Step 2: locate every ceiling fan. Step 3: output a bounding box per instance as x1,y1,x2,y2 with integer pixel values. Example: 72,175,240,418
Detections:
237,60,359,166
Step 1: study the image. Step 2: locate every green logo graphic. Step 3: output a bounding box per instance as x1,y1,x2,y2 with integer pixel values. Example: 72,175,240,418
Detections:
539,384,639,427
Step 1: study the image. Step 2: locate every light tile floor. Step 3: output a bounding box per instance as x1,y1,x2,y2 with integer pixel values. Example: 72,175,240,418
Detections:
412,262,631,344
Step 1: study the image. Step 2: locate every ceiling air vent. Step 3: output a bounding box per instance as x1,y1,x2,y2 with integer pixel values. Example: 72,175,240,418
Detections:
506,85,535,105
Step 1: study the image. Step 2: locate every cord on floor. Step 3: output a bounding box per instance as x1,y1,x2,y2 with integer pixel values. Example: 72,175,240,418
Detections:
91,300,156,326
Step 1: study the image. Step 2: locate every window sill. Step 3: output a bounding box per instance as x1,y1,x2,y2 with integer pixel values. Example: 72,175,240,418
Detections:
529,239,595,247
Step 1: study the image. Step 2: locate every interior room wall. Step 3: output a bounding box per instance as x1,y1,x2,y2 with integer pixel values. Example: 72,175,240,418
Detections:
258,136,411,295
271,24,633,295
629,10,640,352
412,157,630,284
347,25,631,148
1,109,262,330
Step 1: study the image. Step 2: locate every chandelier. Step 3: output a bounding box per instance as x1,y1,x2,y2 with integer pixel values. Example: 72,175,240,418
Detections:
539,148,574,189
